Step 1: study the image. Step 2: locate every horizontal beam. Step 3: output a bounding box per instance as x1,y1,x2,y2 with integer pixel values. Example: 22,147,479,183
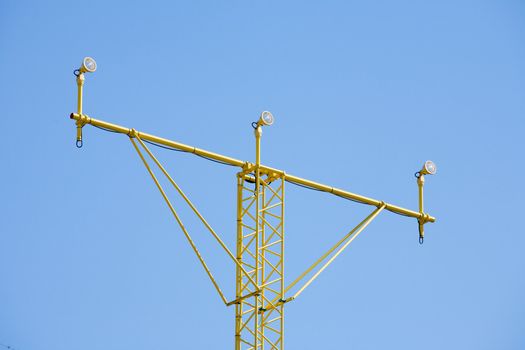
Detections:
284,175,435,222
70,113,436,223
71,113,246,167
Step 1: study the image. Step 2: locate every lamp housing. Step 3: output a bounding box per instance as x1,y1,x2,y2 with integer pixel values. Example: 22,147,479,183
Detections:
257,111,274,127
420,160,437,175
79,57,97,73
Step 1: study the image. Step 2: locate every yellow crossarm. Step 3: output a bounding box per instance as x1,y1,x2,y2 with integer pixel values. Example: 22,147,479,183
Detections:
70,113,435,224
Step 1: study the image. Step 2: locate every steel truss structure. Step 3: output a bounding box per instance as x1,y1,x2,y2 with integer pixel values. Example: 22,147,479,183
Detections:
70,60,436,350
235,172,285,349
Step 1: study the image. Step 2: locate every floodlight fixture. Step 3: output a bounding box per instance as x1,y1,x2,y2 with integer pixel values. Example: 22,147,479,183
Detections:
79,57,97,73
258,111,274,127
420,160,437,175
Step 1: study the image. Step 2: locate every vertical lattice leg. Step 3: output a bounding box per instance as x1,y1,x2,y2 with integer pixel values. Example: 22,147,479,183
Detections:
235,173,284,350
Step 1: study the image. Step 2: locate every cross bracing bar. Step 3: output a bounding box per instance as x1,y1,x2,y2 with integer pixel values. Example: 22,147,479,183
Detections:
70,113,436,224
260,204,385,314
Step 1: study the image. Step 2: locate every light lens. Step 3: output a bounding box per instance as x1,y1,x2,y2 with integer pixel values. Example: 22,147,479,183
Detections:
260,111,274,126
424,160,437,175
82,57,97,72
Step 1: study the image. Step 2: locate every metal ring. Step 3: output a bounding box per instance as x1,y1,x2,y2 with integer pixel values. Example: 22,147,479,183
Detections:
414,171,421,178
73,69,80,77
419,236,424,244
76,139,83,148
251,121,258,129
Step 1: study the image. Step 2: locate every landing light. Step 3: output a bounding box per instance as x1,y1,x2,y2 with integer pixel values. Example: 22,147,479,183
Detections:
421,160,437,175
258,111,274,126
80,57,97,73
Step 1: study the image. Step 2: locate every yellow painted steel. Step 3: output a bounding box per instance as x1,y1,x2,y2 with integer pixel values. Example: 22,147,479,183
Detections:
69,113,435,224
129,136,229,304
231,125,286,349
71,71,437,349
255,126,261,349
134,134,259,293
235,171,285,349
75,74,85,146
418,174,426,242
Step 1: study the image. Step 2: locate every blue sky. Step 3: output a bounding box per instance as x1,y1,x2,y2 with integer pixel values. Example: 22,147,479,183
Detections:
1,0,524,349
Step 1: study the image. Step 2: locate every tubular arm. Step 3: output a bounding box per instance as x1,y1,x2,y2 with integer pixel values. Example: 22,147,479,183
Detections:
70,113,436,224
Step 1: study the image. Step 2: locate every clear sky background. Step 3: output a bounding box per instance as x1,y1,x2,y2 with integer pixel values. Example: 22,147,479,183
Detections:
1,1,524,349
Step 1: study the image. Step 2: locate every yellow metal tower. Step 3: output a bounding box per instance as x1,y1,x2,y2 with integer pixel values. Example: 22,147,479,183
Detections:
70,57,436,350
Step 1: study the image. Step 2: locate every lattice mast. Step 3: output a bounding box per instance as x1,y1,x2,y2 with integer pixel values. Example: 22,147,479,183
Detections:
70,57,437,350
233,121,286,349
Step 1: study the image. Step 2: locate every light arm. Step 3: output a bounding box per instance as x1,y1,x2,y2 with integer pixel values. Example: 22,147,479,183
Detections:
70,113,435,224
